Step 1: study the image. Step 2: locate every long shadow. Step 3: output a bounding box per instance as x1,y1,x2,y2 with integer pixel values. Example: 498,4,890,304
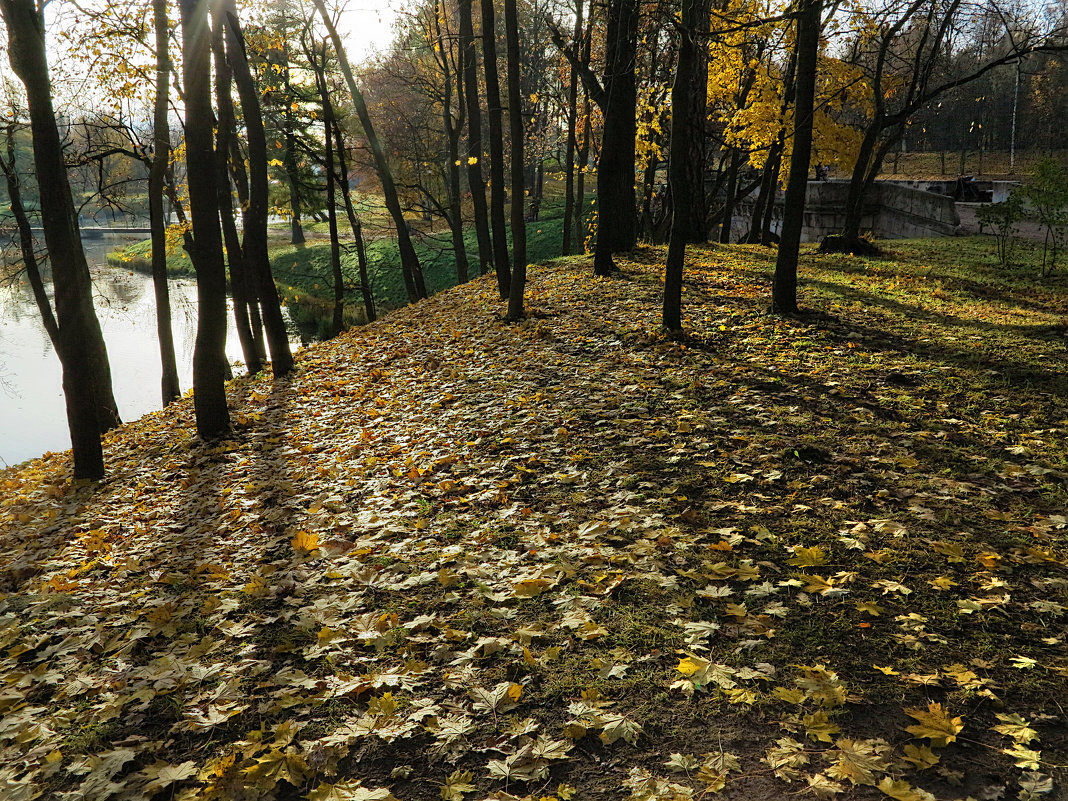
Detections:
807,276,1065,341
799,279,1067,393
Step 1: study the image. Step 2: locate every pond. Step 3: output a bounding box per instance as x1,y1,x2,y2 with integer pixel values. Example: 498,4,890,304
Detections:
0,236,277,469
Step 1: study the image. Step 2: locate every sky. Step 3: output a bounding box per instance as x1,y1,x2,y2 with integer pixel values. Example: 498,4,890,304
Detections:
336,0,403,63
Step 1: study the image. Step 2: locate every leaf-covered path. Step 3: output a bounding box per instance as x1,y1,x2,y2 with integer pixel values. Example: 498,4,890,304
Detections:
2,240,1067,801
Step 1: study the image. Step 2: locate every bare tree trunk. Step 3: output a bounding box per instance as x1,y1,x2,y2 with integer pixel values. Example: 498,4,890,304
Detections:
561,0,584,255
223,0,295,375
324,116,345,335
313,0,427,301
664,0,700,331
772,0,821,315
719,150,742,243
0,0,120,477
212,6,263,375
0,122,58,345
150,0,181,404
281,57,306,245
431,0,470,284
593,0,639,276
329,110,375,323
223,111,267,362
504,0,526,320
459,0,494,277
575,36,592,251
181,0,231,438
480,0,511,297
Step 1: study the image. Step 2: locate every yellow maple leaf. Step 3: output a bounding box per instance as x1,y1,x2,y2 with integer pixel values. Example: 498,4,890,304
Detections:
991,713,1038,744
788,545,828,567
876,777,935,801
439,769,475,801
904,702,963,746
512,578,551,597
802,710,840,742
900,744,939,769
828,737,888,785
291,530,319,553
1002,743,1041,770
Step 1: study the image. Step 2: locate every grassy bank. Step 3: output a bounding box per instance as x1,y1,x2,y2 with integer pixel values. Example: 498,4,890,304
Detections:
105,203,593,339
273,206,589,337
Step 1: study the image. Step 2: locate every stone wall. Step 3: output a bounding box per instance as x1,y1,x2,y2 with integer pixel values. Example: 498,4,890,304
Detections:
734,180,961,242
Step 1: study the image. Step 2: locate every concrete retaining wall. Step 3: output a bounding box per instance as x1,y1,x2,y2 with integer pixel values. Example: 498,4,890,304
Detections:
734,180,960,242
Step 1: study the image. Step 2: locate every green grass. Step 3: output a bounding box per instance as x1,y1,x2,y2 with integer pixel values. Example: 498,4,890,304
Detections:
273,201,593,336
106,236,197,277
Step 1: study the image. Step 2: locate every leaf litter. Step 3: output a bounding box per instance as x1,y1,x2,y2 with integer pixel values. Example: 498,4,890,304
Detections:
1,240,1067,800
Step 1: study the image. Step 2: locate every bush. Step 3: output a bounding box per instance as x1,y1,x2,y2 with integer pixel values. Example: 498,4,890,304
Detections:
1019,159,1068,277
975,192,1023,267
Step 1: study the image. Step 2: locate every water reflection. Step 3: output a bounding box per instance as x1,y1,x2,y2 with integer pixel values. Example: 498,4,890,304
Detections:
0,237,253,469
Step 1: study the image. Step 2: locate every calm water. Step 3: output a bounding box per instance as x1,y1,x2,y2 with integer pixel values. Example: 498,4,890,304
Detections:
0,237,252,469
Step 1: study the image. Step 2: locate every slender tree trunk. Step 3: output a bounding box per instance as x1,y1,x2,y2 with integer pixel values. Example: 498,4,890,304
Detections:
324,117,344,335
313,0,426,301
593,0,639,276
480,0,511,297
575,58,592,251
561,0,584,256
433,0,470,284
751,139,786,243
664,0,700,331
281,59,306,245
223,115,267,361
459,0,493,277
504,0,526,320
148,0,181,404
719,150,741,243
329,108,375,323
1,0,118,477
223,0,294,375
840,123,880,243
772,0,821,315
0,124,58,345
212,8,263,376
181,0,230,439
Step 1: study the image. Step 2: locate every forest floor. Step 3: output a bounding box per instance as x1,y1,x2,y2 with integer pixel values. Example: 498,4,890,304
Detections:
2,237,1068,801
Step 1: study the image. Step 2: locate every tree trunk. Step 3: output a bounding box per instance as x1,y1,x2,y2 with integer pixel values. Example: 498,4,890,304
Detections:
459,0,494,278
504,0,526,320
593,0,639,276
281,58,306,245
329,109,375,323
223,131,267,363
212,7,263,376
325,117,344,335
481,0,511,296
0,0,120,477
840,123,880,244
772,0,820,315
0,123,58,346
313,0,426,301
575,54,592,250
683,2,709,243
561,0,584,256
150,0,181,404
181,0,231,439
223,0,294,375
432,0,469,284
664,0,700,331
719,150,742,243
